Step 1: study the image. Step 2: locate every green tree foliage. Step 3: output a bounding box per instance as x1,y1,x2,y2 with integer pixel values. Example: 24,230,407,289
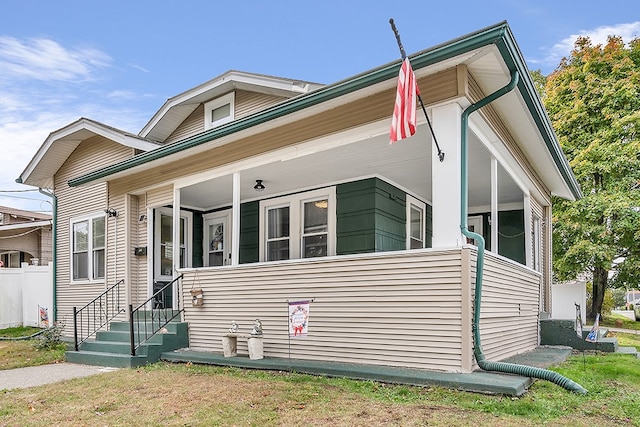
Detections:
544,36,640,319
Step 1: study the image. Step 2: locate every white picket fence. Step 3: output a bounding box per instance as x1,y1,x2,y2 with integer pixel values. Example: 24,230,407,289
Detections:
0,262,53,329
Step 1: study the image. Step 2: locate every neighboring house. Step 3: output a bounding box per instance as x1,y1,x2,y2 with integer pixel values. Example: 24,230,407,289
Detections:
0,206,52,268
18,22,581,373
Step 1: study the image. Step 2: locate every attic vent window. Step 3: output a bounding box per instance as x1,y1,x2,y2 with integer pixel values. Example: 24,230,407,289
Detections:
204,92,235,130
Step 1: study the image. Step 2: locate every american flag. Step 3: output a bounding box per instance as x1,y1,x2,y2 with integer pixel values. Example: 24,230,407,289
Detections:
390,58,418,143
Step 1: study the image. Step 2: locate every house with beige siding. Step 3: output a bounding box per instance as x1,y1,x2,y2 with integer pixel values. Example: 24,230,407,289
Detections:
18,22,581,373
0,206,52,268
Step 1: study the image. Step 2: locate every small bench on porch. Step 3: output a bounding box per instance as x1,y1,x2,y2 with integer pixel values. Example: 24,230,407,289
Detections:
222,333,263,360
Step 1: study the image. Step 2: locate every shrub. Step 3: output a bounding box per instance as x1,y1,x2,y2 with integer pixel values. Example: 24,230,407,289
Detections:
34,321,65,350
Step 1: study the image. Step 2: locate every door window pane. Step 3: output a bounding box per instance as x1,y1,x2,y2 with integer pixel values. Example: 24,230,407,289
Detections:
209,223,224,266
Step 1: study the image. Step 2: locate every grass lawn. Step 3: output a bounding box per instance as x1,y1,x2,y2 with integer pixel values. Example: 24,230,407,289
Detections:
0,327,66,370
600,313,640,331
1,353,639,426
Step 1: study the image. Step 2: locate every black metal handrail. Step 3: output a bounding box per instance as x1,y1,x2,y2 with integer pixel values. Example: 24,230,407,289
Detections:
73,279,125,351
129,274,184,356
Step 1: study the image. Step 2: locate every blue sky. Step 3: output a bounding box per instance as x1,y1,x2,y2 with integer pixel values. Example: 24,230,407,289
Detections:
1,0,638,212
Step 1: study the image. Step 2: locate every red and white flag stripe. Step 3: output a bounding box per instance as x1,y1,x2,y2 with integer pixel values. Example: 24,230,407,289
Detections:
390,58,418,143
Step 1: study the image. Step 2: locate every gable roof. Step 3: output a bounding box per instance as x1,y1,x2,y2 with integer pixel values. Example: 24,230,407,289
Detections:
17,118,160,189
139,70,324,142
0,205,51,221
66,22,580,200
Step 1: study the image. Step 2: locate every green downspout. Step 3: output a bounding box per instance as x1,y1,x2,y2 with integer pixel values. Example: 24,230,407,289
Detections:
460,70,587,394
38,188,57,322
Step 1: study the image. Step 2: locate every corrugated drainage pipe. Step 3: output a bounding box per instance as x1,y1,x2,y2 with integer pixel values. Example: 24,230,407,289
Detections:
460,70,587,395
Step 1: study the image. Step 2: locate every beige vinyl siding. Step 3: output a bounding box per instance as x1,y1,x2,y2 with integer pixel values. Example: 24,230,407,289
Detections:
164,91,290,145
165,105,205,144
235,90,288,119
130,194,148,306
54,136,135,333
144,185,173,207
476,249,541,364
109,68,461,195
180,249,470,372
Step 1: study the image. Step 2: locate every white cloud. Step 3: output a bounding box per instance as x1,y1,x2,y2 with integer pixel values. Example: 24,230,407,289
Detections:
537,21,640,71
0,36,111,83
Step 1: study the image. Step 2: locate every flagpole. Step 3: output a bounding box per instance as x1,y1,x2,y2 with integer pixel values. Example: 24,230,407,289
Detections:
389,19,445,162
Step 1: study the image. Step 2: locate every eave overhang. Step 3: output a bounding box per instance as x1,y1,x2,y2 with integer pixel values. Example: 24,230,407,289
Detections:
17,118,160,189
139,70,324,142
67,22,581,201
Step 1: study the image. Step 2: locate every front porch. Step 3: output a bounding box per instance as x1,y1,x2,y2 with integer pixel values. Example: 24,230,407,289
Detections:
177,247,542,374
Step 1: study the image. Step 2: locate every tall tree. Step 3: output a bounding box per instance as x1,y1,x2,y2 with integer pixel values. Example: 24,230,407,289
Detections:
544,36,640,319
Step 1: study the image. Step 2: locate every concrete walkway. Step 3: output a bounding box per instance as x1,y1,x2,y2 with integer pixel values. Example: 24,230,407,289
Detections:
0,363,118,390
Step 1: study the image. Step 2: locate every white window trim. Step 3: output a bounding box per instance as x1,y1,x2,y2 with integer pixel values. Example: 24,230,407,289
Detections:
69,212,106,284
204,92,235,130
259,187,336,262
406,195,426,250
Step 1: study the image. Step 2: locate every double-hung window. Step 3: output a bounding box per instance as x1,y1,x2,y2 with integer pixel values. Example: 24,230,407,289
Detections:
71,214,105,281
260,188,335,262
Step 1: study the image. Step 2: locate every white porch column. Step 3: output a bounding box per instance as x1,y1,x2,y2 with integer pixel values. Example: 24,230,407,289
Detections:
172,187,181,279
490,157,498,254
431,102,463,247
231,172,240,266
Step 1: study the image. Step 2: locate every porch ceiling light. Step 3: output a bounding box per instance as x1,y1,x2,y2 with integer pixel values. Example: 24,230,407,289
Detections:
254,180,265,192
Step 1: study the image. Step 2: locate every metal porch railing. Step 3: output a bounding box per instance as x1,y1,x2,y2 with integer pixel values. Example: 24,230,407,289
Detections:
73,279,125,351
129,274,184,356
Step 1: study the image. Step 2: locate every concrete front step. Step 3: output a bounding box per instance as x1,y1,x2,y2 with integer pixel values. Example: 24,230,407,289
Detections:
616,346,640,358
65,349,150,368
65,320,189,368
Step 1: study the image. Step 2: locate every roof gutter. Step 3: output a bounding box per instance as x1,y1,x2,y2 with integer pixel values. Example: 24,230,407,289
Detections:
461,70,586,394
68,23,511,188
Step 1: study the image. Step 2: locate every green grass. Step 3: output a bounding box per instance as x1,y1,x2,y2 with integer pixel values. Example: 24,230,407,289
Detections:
0,326,43,338
600,312,640,330
2,355,640,426
0,327,66,370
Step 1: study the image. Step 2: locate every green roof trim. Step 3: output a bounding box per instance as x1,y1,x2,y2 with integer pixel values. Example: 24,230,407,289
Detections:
68,22,581,199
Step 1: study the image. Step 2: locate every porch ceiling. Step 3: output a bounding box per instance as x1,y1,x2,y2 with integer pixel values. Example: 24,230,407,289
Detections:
180,122,519,211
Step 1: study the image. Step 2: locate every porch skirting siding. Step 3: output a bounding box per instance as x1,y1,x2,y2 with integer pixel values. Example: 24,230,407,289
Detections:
181,249,468,372
476,250,541,365
180,248,541,373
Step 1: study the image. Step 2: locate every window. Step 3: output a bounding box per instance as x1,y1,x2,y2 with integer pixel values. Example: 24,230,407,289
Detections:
260,188,335,261
0,213,4,224
406,196,426,249
71,214,105,281
204,92,234,130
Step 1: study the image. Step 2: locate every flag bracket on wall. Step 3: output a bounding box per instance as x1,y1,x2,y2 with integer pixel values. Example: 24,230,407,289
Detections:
389,18,445,162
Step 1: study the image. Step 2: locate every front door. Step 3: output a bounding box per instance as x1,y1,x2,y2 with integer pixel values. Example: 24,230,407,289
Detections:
153,208,191,308
204,210,231,266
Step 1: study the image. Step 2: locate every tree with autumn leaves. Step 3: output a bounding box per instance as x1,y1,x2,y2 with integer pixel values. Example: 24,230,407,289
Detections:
541,35,640,320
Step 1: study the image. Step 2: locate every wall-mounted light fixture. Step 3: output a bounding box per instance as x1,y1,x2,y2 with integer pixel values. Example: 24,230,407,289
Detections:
105,208,118,217
254,179,265,192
